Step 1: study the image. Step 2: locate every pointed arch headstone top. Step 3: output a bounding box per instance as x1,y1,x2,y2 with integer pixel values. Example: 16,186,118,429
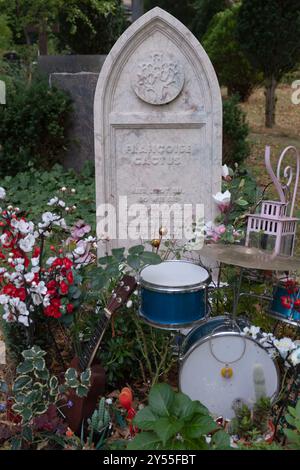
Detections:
94,7,222,253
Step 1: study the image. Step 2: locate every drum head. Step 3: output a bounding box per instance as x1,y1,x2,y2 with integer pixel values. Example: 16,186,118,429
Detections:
140,260,209,289
180,333,279,420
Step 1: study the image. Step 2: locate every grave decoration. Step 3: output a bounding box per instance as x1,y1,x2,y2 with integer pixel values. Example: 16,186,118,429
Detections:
245,145,300,256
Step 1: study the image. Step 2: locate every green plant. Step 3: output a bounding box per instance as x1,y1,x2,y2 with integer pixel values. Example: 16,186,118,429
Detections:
127,383,231,450
223,95,250,167
203,5,261,101
284,399,300,449
253,397,272,435
0,78,72,176
237,0,300,127
191,0,228,39
88,397,110,433
230,400,253,439
0,14,12,51
12,345,90,427
57,0,128,54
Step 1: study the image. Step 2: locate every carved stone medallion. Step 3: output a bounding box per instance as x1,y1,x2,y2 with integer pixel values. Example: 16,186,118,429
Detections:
132,51,184,105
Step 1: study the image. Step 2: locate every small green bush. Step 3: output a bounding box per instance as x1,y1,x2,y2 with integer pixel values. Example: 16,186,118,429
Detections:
0,78,72,176
203,5,262,101
223,95,250,167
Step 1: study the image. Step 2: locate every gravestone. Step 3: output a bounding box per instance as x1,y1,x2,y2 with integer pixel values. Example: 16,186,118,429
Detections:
94,7,222,254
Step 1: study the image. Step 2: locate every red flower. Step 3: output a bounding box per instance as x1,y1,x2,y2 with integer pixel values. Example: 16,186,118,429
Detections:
60,281,69,295
46,280,57,296
66,303,74,314
281,296,292,309
44,305,62,319
0,251,5,259
3,284,17,297
51,298,61,309
52,258,63,268
33,246,41,258
63,258,73,270
294,299,300,311
16,288,26,302
67,270,74,285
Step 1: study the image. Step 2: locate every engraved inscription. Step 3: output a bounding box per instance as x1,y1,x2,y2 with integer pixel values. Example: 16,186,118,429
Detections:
123,143,191,166
132,52,184,105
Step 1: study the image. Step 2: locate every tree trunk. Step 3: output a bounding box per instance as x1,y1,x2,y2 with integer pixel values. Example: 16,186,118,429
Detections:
265,76,277,128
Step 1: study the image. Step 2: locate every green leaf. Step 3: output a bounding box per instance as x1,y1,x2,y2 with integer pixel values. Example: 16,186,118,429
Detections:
11,437,22,450
21,407,33,423
22,425,33,443
128,245,145,255
65,368,78,381
112,247,125,260
127,254,141,271
49,375,59,390
148,384,175,417
13,375,32,392
171,392,199,420
16,360,34,374
98,255,114,265
34,368,49,381
76,384,89,397
140,252,161,265
134,407,157,430
127,432,161,450
35,403,48,415
80,369,91,385
236,198,248,207
33,357,46,371
183,414,217,439
153,417,184,446
210,430,231,450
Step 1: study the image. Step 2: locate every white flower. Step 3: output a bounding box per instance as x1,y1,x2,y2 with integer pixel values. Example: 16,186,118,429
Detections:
34,281,47,296
0,295,9,304
18,301,29,317
14,258,24,265
15,264,25,272
58,200,65,208
19,234,36,253
46,256,57,266
18,220,34,235
0,187,6,199
31,266,40,274
105,398,113,405
126,300,133,309
213,190,231,206
222,164,230,179
290,347,300,366
74,244,86,256
32,293,42,306
48,197,58,206
85,236,96,243
31,257,40,267
0,233,9,246
242,325,260,339
3,310,16,323
18,315,29,327
43,294,51,307
25,272,35,283
274,337,296,359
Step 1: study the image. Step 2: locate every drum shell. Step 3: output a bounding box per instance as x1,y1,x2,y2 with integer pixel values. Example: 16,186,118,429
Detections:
270,285,300,324
179,316,280,419
139,285,208,328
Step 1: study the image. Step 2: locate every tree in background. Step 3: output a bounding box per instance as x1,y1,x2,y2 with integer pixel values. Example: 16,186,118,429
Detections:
57,0,128,54
144,0,195,29
203,5,261,101
191,0,227,39
237,0,300,128
0,15,13,51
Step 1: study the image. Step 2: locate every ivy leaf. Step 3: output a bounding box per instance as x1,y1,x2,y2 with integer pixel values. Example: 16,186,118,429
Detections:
16,360,34,374
13,375,32,392
21,407,33,423
76,384,89,397
148,384,175,417
34,358,46,371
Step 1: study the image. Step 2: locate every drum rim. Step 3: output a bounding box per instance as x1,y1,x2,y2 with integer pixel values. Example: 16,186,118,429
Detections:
179,323,281,401
138,309,209,330
139,260,211,293
269,310,300,327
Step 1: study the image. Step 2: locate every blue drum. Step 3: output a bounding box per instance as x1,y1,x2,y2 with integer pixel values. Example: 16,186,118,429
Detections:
139,260,210,329
179,316,280,419
270,283,300,326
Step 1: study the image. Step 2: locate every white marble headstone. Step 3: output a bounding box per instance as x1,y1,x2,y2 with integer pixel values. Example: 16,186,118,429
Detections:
94,7,222,254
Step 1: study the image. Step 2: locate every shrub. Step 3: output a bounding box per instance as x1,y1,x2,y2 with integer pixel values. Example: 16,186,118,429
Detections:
0,77,72,176
0,14,12,51
191,0,227,39
57,0,128,54
0,164,96,228
203,5,262,101
223,95,250,167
